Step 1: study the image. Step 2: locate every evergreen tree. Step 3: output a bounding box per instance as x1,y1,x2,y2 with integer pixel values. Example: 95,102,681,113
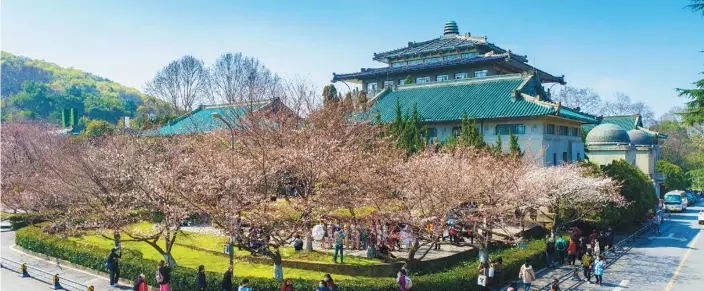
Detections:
343,91,354,109
458,113,486,149
509,131,522,157
322,84,339,106
677,71,704,125
493,134,503,156
404,75,413,85
389,98,405,136
396,104,426,155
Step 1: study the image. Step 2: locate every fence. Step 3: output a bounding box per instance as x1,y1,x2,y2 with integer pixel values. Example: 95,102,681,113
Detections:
0,257,94,291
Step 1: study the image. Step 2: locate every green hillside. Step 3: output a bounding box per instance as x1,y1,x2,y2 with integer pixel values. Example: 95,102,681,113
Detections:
1,51,176,129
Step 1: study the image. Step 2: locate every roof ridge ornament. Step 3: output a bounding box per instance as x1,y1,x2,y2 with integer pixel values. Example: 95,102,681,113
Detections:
457,32,487,43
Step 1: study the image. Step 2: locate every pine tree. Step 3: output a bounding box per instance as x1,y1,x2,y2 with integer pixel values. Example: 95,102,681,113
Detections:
493,134,503,156
458,113,485,149
404,75,413,85
509,131,523,157
322,84,339,106
389,98,405,136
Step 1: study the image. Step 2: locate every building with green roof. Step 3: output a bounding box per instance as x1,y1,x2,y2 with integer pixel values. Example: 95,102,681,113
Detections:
145,99,291,136
333,21,598,165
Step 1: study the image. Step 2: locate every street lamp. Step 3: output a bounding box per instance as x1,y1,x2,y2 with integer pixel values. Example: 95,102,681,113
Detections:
212,112,236,263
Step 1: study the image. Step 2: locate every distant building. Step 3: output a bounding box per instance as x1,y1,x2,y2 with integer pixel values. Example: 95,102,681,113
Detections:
332,21,595,165
583,114,668,197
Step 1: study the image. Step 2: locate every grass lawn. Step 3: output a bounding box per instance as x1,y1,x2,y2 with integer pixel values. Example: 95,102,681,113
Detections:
68,222,383,281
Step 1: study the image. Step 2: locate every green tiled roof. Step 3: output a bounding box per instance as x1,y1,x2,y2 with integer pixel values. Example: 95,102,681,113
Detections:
581,115,640,132
367,74,588,123
146,101,270,136
558,107,599,123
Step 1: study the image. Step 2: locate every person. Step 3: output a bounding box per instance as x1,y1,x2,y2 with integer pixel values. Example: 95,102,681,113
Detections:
107,247,122,287
653,212,662,235
221,265,234,291
606,227,615,253
280,278,294,291
567,237,578,265
133,274,148,291
582,250,593,284
397,268,411,291
593,254,605,286
506,282,517,291
316,280,330,291
550,278,561,291
519,259,535,291
273,245,284,280
555,236,567,265
487,259,496,290
596,231,606,256
467,226,474,244
333,227,345,264
196,265,207,291
324,274,338,291
156,260,171,291
238,279,251,291
292,234,303,251
545,237,556,268
327,222,335,250
578,237,588,260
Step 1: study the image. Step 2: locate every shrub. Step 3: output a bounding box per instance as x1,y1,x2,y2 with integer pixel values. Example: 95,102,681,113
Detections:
8,212,52,230
16,226,546,291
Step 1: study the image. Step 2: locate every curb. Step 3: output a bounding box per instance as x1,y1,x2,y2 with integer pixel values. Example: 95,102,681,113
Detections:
9,244,158,291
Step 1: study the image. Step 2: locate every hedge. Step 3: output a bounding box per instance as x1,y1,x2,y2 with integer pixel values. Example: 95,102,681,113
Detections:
16,226,547,291
8,212,51,230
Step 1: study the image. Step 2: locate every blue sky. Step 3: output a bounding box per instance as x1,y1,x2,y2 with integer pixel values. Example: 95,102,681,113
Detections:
2,0,703,116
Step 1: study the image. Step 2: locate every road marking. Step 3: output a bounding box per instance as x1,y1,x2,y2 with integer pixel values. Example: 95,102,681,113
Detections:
647,232,687,242
664,230,702,291
612,279,629,291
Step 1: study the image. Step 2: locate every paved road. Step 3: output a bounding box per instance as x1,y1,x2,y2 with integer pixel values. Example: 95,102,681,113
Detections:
526,201,704,290
0,230,131,291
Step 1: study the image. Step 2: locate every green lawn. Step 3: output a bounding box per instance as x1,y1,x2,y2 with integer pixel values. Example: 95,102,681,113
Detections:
68,222,382,280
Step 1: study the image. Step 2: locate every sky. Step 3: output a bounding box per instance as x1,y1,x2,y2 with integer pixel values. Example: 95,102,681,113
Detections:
2,0,703,117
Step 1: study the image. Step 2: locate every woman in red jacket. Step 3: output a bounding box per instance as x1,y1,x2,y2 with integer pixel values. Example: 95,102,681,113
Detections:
567,237,578,265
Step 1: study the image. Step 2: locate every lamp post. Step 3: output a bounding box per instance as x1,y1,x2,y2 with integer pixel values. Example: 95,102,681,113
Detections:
212,112,235,263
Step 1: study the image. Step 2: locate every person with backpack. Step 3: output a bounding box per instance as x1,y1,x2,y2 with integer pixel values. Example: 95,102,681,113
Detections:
567,237,578,265
545,237,556,269
196,265,207,291
222,265,233,291
397,268,412,290
582,250,593,284
518,259,535,291
653,213,662,235
106,247,122,287
156,260,171,291
593,254,606,286
133,274,148,291
555,236,567,265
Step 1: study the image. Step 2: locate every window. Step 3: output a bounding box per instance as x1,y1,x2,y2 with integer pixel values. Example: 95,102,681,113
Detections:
408,59,422,66
383,81,394,88
416,77,430,84
455,72,468,80
436,75,449,82
399,79,407,85
571,127,579,137
553,153,557,166
391,61,406,68
452,127,461,138
495,124,526,135
558,126,569,136
462,52,477,58
424,57,441,64
546,124,555,134
474,70,488,78
444,54,459,61
367,82,378,92
563,152,568,163
428,128,438,141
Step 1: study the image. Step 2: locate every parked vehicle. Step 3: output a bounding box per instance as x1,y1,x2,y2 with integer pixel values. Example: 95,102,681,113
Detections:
686,192,697,206
698,210,704,225
663,191,687,212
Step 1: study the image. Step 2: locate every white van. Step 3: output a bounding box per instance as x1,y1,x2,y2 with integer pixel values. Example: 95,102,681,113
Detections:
663,190,687,212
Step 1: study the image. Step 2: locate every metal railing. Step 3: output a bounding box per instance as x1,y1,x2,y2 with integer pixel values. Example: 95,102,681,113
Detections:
1,257,94,290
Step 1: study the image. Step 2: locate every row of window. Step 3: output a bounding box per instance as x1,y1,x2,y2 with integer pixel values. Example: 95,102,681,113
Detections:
390,52,479,68
552,152,582,166
545,124,581,136
368,70,488,91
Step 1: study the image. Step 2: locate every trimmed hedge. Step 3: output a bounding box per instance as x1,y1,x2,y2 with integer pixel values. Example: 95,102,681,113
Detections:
16,226,547,291
8,212,50,230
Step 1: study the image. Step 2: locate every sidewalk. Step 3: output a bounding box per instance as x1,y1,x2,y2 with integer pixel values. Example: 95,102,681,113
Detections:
502,224,652,291
1,230,131,290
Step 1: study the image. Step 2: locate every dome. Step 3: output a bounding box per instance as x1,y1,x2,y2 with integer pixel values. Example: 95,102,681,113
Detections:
585,124,631,145
444,21,459,36
627,129,653,146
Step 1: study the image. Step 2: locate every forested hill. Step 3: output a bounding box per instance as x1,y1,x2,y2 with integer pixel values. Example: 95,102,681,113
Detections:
1,51,175,128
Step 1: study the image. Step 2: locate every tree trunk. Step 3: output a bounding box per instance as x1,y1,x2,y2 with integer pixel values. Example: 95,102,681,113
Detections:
305,221,313,251
163,252,177,268
113,230,121,248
